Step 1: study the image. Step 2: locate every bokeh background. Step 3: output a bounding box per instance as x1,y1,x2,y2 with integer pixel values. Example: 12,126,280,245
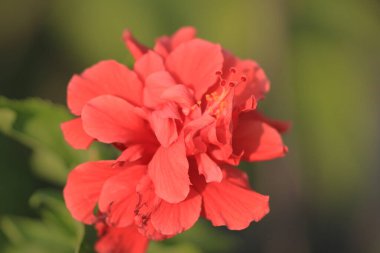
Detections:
1,0,379,252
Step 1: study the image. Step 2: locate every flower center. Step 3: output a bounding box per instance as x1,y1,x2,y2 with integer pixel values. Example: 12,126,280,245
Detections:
192,67,247,118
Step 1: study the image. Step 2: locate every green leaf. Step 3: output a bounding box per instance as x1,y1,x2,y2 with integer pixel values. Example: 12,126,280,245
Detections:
0,97,100,185
0,108,16,132
1,189,84,253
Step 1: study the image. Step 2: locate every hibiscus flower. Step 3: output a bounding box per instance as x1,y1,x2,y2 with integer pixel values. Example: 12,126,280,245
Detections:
62,27,289,252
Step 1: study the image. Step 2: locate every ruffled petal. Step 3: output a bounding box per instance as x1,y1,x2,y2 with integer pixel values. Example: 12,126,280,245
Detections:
134,176,173,240
170,26,197,49
95,224,149,253
61,118,93,149
166,39,223,100
150,109,178,147
82,95,154,145
200,166,270,230
151,188,201,235
154,26,197,57
233,60,270,104
250,111,291,133
67,60,143,115
233,114,287,162
143,71,176,108
148,139,190,203
63,161,122,224
117,145,151,162
195,153,222,183
134,51,165,81
122,29,149,60
160,85,194,113
98,165,146,227
184,114,215,155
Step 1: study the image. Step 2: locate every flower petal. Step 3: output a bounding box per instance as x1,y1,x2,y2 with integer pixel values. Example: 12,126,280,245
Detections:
233,115,287,161
134,51,165,80
195,153,222,183
154,26,197,57
117,145,147,162
122,29,149,60
67,60,143,115
150,110,178,147
61,118,93,149
170,26,197,49
233,60,270,104
134,176,173,240
200,167,270,230
82,95,154,145
63,161,121,224
251,111,291,133
166,39,223,100
98,165,146,227
148,139,190,203
160,84,194,112
95,225,149,253
143,71,176,108
151,188,201,235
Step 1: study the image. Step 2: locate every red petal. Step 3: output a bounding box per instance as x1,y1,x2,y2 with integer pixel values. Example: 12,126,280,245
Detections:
166,39,223,100
151,188,201,235
233,60,270,104
170,26,197,49
148,139,190,203
95,225,149,253
67,60,143,115
98,165,146,227
160,85,194,111
184,114,215,155
61,118,93,149
250,111,291,133
134,176,173,240
63,161,121,224
150,110,178,147
82,95,153,145
122,29,149,60
117,145,146,162
154,27,197,58
195,153,222,183
153,36,171,58
143,71,176,108
233,115,287,162
134,51,165,80
200,167,270,230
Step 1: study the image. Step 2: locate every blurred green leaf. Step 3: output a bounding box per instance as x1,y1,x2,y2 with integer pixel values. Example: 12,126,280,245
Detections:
77,225,97,253
148,242,201,253
0,97,101,185
1,189,84,253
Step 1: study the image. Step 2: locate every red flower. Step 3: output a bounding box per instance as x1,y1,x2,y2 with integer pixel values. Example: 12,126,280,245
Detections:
62,27,289,253
95,222,149,253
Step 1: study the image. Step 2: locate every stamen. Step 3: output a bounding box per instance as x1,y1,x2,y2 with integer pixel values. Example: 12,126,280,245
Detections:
220,80,226,86
215,70,223,76
229,67,237,74
241,75,247,82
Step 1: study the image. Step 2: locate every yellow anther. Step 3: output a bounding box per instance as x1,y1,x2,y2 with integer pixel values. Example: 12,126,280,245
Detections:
206,94,212,101
197,100,202,105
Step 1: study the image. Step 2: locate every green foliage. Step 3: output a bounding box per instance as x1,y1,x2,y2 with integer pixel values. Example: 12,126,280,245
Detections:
1,190,83,253
0,97,100,185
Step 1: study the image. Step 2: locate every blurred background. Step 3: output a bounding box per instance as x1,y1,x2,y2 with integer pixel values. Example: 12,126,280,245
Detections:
0,0,379,252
